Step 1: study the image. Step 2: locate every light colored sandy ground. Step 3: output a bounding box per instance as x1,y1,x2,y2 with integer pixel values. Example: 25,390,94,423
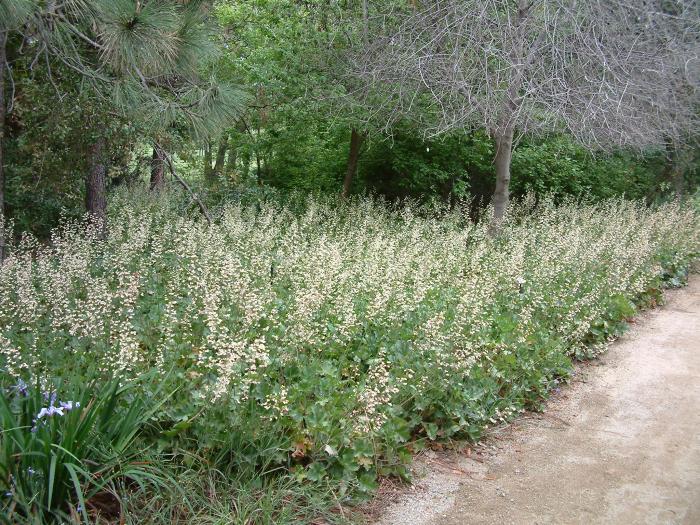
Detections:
374,276,700,525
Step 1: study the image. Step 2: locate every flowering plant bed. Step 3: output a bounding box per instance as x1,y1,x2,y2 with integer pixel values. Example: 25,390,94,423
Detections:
1,192,698,522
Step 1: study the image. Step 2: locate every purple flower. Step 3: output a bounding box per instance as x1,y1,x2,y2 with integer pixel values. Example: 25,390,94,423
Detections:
76,504,83,513
42,391,57,406
36,405,65,419
15,379,29,397
59,401,80,411
32,400,79,428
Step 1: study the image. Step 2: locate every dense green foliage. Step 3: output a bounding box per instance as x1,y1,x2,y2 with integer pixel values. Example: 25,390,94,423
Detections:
1,191,698,522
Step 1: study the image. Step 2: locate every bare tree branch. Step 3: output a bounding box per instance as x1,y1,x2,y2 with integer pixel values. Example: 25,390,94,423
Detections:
349,0,699,148
159,146,213,225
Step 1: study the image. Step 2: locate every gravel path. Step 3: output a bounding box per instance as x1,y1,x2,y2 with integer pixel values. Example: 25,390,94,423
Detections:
374,277,700,525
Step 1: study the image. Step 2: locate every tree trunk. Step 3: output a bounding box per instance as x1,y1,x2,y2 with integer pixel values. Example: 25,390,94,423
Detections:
225,144,237,180
488,1,534,233
665,141,692,200
203,142,213,182
672,161,686,200
241,149,251,180
255,151,261,184
0,31,7,262
150,145,165,191
342,128,364,198
491,128,514,229
212,135,228,181
86,137,108,226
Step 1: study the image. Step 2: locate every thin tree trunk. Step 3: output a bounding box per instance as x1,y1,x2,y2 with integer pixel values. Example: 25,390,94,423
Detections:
212,135,228,180
150,144,165,191
342,128,364,198
488,0,536,233
203,142,213,182
665,141,691,200
86,137,108,226
241,150,250,180
225,145,237,179
491,128,514,230
0,31,7,262
672,161,685,200
255,151,261,185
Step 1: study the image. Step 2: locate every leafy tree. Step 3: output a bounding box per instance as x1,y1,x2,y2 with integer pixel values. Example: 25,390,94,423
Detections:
213,0,402,194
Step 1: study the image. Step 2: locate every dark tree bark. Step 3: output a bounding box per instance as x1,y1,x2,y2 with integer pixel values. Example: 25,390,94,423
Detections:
240,149,251,180
0,31,7,262
86,137,108,225
212,135,228,181
671,158,687,199
225,144,237,179
150,145,165,191
342,128,364,198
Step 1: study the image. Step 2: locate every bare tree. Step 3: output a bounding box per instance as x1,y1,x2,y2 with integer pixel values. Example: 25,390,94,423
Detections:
353,0,700,226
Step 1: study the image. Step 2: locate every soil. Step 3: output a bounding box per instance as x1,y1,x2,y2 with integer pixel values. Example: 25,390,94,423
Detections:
371,277,700,525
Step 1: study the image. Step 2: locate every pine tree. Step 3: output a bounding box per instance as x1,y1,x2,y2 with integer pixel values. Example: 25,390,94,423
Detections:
0,0,245,232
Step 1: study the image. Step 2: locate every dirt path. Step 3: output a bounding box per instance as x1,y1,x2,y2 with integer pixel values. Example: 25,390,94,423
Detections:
375,277,700,525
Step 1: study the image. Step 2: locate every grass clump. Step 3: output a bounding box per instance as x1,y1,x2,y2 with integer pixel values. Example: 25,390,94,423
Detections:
1,191,698,522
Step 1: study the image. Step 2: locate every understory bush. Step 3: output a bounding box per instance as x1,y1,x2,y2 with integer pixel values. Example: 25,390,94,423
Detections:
0,191,698,521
